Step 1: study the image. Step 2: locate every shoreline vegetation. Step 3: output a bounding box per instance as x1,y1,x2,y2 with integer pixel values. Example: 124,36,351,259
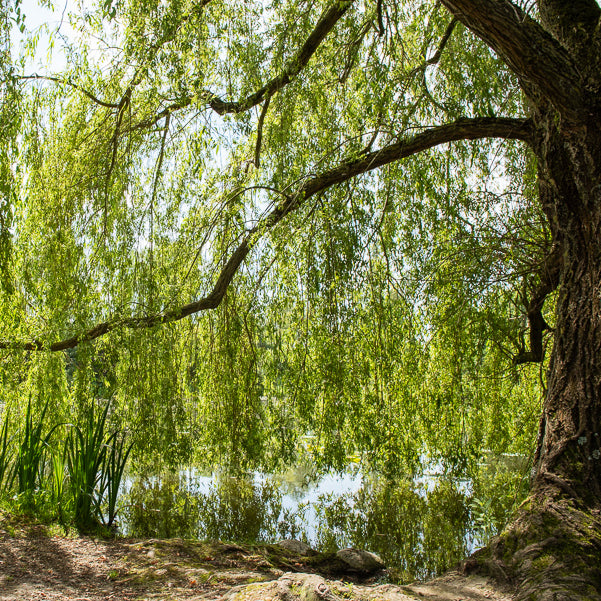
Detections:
0,399,530,594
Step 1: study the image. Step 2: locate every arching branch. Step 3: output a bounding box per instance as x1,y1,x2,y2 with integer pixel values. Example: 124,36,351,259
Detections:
1,116,532,352
440,0,584,121
17,1,350,135
130,0,354,131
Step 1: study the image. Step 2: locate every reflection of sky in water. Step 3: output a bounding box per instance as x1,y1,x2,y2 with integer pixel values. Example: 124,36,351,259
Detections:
269,469,364,506
121,466,366,543
267,468,365,541
130,465,366,502
120,455,527,582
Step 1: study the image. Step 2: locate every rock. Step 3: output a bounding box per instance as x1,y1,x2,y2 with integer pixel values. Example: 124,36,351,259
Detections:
224,573,347,601
277,539,314,555
224,572,419,600
335,548,385,574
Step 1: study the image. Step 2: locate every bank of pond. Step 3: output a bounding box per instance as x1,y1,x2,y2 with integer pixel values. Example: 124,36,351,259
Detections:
0,401,530,583
119,458,527,583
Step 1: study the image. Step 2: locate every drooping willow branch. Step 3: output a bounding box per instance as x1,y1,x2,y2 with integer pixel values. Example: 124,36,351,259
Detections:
17,1,350,134
0,116,532,352
17,75,121,109
130,0,354,131
16,0,215,109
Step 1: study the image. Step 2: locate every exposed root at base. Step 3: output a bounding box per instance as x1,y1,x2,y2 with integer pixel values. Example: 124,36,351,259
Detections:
463,494,601,601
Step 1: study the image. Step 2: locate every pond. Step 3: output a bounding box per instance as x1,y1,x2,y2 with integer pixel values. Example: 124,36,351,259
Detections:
118,456,529,583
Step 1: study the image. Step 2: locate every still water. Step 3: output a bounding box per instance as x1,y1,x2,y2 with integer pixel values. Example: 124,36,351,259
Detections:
119,458,528,582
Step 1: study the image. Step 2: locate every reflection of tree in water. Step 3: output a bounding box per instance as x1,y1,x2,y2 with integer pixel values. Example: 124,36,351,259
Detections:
313,478,470,582
197,475,283,542
123,471,289,542
121,458,526,583
122,471,202,539
271,463,322,499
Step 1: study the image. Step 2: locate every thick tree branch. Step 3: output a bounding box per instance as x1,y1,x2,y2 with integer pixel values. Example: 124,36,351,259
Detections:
130,1,353,131
514,244,562,365
537,0,601,63
440,0,585,122
538,0,601,36
2,116,532,352
207,1,353,114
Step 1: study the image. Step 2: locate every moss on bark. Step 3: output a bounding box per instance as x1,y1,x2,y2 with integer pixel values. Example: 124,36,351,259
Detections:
464,492,601,600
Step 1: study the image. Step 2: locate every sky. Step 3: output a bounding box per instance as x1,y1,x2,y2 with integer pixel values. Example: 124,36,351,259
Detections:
13,0,78,71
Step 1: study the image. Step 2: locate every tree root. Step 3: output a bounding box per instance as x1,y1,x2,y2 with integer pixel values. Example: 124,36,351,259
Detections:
463,494,601,600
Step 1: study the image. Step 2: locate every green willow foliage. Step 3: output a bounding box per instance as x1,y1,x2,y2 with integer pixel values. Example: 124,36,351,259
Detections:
0,0,547,476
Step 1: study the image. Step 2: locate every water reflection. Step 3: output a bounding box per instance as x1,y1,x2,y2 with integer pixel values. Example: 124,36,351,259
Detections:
310,478,470,581
122,472,285,541
120,458,528,583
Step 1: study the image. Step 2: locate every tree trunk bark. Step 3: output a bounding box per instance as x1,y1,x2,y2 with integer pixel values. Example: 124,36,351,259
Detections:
467,110,601,601
436,2,601,598
532,111,601,503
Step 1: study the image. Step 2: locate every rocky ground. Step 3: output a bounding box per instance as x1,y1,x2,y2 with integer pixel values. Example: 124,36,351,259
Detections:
0,517,515,600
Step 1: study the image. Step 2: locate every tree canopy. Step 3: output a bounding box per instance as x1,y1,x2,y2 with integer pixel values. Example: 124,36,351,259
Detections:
0,0,546,469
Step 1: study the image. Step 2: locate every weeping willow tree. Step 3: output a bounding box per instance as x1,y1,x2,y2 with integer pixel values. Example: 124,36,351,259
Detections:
3,0,601,597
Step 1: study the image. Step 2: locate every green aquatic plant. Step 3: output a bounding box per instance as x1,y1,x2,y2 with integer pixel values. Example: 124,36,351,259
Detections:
13,399,57,505
0,409,13,495
66,400,133,532
49,431,69,524
66,401,112,531
101,429,133,528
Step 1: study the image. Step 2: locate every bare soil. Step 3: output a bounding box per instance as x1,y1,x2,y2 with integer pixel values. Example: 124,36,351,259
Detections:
0,517,515,600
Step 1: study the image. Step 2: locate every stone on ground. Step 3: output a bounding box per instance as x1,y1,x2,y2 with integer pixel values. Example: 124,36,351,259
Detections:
335,548,385,574
277,539,314,555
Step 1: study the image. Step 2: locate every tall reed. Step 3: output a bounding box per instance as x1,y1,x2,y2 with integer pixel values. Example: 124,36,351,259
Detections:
50,431,68,523
0,409,12,494
66,400,132,531
102,430,133,528
14,399,57,504
0,396,133,531
66,401,111,531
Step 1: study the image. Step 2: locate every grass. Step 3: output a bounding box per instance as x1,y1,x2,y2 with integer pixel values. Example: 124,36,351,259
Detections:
0,397,132,534
0,408,12,493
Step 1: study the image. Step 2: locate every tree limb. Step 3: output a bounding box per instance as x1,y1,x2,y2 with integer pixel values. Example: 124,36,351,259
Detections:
17,75,121,109
538,0,601,37
440,0,585,122
426,18,458,66
254,94,272,168
514,244,561,365
1,116,532,352
130,1,353,131
537,0,601,63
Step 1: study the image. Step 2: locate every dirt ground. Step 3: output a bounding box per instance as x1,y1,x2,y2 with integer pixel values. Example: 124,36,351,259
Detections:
0,520,515,601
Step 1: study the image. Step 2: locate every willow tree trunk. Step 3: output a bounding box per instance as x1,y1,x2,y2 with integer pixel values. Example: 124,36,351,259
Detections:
533,116,601,506
434,1,601,597
467,107,601,601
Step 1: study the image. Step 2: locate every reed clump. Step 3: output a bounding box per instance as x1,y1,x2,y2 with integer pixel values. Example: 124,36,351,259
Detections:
0,398,132,534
